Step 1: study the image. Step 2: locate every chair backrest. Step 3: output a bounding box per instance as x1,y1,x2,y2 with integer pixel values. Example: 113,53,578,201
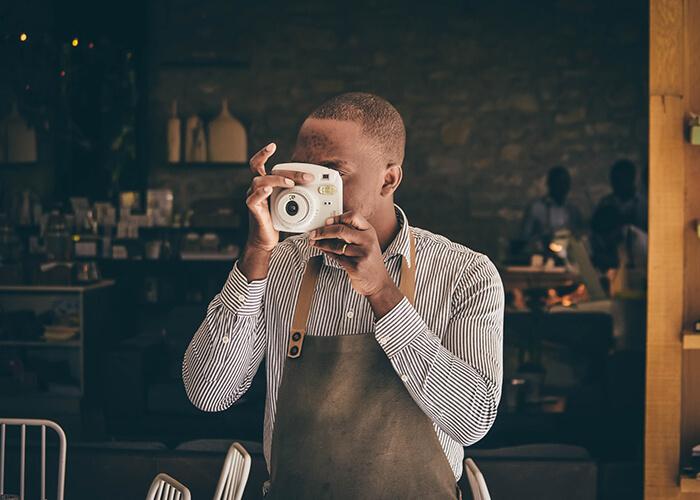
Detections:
0,418,67,500
146,473,191,500
464,458,491,500
213,442,252,500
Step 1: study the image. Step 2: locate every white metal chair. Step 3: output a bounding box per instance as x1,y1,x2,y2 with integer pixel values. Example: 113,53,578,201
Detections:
464,457,491,500
213,442,251,500
0,418,67,500
146,473,192,500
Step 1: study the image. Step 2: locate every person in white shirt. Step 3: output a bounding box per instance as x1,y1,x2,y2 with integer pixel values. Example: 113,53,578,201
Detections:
183,92,504,499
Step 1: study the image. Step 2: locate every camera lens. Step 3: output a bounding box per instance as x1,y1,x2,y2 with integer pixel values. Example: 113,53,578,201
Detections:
285,200,299,216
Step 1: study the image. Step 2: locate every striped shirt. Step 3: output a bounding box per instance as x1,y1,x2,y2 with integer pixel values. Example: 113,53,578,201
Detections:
182,205,504,481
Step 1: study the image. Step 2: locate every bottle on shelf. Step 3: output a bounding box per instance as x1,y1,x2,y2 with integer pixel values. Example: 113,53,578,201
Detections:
208,99,247,163
185,114,206,162
45,210,75,263
167,99,181,163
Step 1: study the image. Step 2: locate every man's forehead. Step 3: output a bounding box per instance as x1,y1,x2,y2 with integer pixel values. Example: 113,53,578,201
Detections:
296,129,336,150
293,118,381,167
294,120,353,160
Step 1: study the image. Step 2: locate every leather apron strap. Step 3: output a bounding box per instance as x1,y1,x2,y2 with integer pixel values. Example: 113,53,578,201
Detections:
287,230,417,359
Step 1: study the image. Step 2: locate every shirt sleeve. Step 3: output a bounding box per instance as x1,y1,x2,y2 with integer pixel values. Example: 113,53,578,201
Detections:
182,261,267,412
374,254,504,446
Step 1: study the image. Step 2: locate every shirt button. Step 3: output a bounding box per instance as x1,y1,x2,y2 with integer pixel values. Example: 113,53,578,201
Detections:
378,336,388,346
237,294,246,302
222,336,229,344
346,310,354,319
400,374,408,382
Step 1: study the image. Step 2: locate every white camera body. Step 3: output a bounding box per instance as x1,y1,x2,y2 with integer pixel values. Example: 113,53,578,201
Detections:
270,163,343,233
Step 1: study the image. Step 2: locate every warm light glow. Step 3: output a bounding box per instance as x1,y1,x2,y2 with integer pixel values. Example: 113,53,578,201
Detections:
25,84,29,90
20,33,27,42
89,42,94,48
549,242,563,253
562,297,572,307
60,71,65,77
72,38,79,47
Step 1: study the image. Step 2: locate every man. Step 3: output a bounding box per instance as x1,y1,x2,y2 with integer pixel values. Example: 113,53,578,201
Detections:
594,159,648,232
590,159,648,277
519,165,583,254
183,93,504,499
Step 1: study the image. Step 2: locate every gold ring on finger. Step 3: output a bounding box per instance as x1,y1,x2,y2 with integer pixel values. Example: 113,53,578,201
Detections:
341,243,348,255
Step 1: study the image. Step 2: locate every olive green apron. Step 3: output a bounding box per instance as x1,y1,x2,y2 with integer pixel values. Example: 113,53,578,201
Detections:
265,233,463,499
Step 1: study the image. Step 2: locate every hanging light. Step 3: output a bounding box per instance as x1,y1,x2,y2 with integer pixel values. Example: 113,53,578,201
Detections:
20,33,27,42
72,37,79,47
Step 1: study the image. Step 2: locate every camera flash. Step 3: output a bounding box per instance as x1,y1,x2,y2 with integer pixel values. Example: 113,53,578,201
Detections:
318,185,337,195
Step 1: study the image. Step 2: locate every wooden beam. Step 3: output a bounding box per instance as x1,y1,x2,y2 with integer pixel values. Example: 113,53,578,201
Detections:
681,0,700,491
650,0,684,96
683,0,700,331
646,93,685,499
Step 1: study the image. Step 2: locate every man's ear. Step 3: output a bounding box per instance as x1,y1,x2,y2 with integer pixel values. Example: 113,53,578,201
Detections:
380,163,403,197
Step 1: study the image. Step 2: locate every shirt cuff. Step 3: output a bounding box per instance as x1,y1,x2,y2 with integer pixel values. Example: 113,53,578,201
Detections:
374,297,425,358
220,261,267,316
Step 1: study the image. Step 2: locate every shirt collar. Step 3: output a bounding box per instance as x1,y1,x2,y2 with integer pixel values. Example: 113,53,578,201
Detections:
299,204,412,270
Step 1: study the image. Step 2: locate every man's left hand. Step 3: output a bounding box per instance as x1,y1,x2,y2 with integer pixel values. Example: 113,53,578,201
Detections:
309,211,395,298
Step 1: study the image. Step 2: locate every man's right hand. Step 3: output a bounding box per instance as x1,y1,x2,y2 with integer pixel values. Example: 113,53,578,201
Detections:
239,143,315,281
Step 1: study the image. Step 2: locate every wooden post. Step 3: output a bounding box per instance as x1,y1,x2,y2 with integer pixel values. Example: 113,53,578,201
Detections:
646,0,700,498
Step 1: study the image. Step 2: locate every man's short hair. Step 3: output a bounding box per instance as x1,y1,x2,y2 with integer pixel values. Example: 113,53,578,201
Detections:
547,165,570,186
610,159,636,185
308,92,406,166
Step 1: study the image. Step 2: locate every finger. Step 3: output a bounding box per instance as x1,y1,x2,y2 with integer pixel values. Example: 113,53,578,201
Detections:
311,238,357,256
321,249,353,266
324,210,372,231
249,143,276,177
310,224,363,245
252,175,295,190
270,169,316,184
246,186,274,209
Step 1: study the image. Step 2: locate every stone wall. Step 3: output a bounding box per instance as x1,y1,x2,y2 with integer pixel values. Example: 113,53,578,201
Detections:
148,0,648,257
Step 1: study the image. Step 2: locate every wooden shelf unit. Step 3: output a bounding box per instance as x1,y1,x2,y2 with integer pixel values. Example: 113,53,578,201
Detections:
0,281,115,414
682,477,700,493
646,0,700,497
683,331,700,350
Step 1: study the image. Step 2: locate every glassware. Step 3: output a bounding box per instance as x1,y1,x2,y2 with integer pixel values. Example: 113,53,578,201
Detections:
45,211,73,262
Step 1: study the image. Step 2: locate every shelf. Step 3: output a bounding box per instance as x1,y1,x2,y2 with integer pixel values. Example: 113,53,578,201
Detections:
0,162,41,167
0,340,81,348
179,252,237,261
0,280,115,293
137,225,244,232
160,60,250,69
681,476,700,492
95,258,236,265
683,330,700,350
157,162,249,168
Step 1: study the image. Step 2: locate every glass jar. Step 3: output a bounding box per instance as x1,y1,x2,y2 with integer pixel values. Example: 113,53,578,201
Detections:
45,211,73,262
